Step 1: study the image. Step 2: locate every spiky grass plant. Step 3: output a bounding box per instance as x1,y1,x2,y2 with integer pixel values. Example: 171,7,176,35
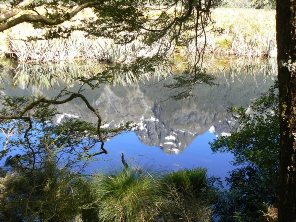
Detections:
92,169,162,222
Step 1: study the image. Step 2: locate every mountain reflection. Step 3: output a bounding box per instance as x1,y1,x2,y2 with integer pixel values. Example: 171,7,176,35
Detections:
0,57,276,157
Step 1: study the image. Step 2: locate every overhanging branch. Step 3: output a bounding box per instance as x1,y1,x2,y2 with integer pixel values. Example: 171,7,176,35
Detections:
0,92,107,154
0,1,100,32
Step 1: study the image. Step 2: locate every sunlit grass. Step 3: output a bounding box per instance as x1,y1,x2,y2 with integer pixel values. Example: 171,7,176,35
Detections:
209,8,276,57
87,168,216,222
0,8,275,62
92,169,162,222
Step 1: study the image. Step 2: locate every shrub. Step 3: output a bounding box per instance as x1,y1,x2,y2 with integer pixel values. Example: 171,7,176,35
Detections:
0,162,92,222
160,169,217,222
211,86,279,221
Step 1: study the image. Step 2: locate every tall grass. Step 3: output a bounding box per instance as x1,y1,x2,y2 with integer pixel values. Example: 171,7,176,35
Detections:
183,8,276,60
1,8,275,62
162,168,208,196
7,30,170,63
92,169,162,222
88,168,216,222
205,8,276,57
8,36,143,63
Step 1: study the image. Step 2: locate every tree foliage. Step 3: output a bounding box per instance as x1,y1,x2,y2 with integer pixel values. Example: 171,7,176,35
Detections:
211,86,279,221
0,158,93,221
0,0,220,48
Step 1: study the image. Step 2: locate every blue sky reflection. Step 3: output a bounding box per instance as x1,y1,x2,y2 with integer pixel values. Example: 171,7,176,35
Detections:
86,131,234,180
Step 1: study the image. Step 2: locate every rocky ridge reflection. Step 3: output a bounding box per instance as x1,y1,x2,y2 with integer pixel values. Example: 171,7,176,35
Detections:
0,58,277,154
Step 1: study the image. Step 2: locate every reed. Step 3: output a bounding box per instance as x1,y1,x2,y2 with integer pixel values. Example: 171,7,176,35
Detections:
7,32,168,63
0,58,172,88
2,8,275,62
205,8,276,57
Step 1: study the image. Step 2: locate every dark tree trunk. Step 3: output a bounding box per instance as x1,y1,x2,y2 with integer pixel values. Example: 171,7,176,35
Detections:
276,0,296,221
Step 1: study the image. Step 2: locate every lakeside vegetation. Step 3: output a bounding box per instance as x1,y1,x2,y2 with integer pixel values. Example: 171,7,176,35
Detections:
0,8,276,62
212,85,279,221
0,0,287,220
0,82,279,221
208,8,275,57
0,162,217,221
0,56,277,90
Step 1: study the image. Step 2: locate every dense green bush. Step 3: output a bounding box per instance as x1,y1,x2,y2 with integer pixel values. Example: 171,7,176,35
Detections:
0,161,92,222
160,169,216,222
211,86,279,221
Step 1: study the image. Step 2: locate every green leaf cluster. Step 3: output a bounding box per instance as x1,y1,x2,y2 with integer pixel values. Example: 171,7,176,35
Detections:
211,85,279,221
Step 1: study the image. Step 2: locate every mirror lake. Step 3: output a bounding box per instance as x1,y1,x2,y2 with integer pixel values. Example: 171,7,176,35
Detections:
0,57,277,180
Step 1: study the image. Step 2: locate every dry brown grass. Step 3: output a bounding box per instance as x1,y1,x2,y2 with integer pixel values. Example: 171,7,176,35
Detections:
209,8,276,57
263,206,278,222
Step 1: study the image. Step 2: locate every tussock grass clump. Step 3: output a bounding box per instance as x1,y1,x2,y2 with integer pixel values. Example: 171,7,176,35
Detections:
162,168,208,196
89,168,216,222
92,169,162,222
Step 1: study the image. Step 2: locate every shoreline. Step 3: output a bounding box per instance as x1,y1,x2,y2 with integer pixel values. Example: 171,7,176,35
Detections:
0,8,276,62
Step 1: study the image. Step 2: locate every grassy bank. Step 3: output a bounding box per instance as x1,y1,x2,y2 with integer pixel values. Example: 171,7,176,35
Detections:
208,8,276,57
0,8,276,62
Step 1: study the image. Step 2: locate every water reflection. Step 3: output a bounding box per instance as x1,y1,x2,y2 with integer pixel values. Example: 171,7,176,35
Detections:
0,57,276,177
88,131,234,179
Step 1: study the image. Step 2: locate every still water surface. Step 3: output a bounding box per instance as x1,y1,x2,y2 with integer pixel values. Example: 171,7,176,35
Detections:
0,58,276,179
